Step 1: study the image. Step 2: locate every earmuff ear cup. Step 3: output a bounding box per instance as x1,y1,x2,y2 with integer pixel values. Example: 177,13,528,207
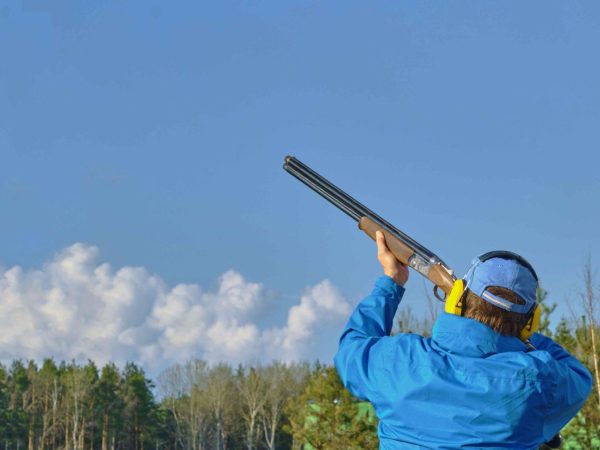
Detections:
520,305,541,341
445,279,465,316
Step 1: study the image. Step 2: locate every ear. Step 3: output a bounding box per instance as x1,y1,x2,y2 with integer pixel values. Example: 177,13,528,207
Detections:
445,279,465,316
520,305,541,341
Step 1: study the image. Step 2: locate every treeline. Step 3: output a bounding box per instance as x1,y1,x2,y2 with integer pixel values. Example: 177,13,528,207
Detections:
0,359,317,450
158,361,311,450
0,360,160,450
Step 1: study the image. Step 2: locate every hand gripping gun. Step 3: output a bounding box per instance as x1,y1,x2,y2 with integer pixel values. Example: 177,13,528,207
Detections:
283,156,456,300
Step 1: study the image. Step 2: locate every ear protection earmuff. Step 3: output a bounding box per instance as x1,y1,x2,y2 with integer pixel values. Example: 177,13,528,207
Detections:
445,279,465,316
519,306,541,341
445,252,540,342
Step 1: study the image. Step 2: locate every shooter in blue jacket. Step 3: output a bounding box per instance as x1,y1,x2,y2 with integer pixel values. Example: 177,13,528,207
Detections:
334,231,592,449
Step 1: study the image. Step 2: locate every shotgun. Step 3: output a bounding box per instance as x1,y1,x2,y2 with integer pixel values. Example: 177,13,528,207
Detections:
283,156,455,300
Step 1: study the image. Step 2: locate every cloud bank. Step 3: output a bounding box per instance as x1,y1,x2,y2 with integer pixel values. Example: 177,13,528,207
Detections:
0,244,352,374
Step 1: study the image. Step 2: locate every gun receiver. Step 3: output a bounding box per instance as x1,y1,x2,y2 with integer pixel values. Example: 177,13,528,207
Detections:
283,156,456,298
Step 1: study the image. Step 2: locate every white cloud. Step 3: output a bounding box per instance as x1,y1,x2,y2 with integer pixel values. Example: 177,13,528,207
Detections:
0,243,353,374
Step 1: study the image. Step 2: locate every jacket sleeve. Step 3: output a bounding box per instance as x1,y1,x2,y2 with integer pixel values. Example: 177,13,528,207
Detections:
334,275,405,401
529,333,593,440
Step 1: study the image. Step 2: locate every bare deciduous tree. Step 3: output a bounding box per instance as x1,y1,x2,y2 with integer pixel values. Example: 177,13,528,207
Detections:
206,364,236,450
63,366,94,450
159,360,212,450
237,365,267,450
580,255,600,405
260,362,309,450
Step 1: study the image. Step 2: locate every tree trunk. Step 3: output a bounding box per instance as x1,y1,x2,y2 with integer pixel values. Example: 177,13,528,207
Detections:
26,374,36,450
52,378,59,450
590,320,600,404
216,418,222,450
90,408,94,450
583,258,600,405
28,417,35,450
261,407,280,450
101,414,108,450
135,415,139,450
78,416,86,450
64,417,69,450
246,415,253,450
40,392,48,450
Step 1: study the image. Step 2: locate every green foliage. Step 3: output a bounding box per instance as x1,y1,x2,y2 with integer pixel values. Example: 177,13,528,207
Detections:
555,318,577,353
121,362,160,449
97,362,125,446
285,366,378,450
537,285,557,336
562,410,600,449
0,364,9,439
0,359,166,449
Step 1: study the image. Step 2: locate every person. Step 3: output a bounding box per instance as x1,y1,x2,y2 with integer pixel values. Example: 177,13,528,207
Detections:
334,231,592,449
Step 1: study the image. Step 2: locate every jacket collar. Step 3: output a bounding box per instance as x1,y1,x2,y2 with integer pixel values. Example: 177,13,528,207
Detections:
431,312,528,356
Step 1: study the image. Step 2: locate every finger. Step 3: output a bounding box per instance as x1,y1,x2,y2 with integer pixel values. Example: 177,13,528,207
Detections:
375,231,385,250
376,231,390,256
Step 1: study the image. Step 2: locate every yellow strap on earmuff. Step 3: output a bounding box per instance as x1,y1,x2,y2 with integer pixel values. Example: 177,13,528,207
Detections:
445,279,465,316
520,305,541,341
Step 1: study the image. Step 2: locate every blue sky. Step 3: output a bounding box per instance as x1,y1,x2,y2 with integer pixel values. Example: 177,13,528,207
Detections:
0,1,599,368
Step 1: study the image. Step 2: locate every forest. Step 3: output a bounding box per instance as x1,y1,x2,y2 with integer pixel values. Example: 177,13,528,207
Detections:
1,261,599,450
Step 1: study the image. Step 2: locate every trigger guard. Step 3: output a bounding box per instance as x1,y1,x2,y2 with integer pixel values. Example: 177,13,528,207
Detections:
433,285,446,302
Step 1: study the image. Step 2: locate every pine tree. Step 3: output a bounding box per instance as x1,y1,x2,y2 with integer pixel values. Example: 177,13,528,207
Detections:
97,363,124,450
8,360,29,449
536,285,557,336
285,366,378,450
37,358,60,449
121,363,158,450
555,318,577,353
0,364,10,445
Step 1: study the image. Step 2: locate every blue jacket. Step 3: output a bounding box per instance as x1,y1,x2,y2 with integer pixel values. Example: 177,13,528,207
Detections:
334,276,592,449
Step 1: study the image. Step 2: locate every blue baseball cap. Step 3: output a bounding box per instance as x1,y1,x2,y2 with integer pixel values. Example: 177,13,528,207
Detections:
464,251,538,314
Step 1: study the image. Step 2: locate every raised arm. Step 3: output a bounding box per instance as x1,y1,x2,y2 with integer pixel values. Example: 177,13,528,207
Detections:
334,275,405,399
334,231,409,400
529,333,593,439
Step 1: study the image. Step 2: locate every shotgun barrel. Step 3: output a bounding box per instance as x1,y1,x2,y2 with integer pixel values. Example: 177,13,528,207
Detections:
283,155,455,297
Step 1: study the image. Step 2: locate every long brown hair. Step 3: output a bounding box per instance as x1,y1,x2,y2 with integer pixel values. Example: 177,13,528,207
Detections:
462,286,530,337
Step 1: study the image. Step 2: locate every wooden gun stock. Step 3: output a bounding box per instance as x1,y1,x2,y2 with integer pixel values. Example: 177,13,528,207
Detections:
358,216,455,295
358,216,413,264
